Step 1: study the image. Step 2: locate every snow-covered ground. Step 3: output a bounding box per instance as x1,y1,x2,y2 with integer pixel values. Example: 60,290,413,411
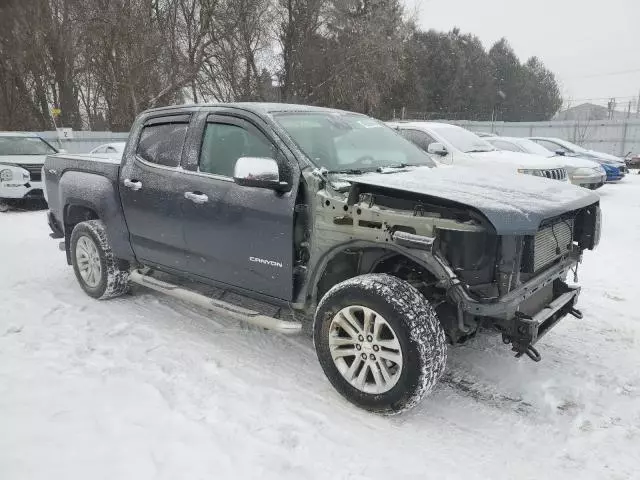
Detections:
1,177,639,480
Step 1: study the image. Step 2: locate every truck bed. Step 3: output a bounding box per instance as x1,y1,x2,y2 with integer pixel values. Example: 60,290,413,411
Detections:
45,153,122,181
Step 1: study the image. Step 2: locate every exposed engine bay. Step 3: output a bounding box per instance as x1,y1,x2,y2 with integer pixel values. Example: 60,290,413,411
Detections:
297,170,601,361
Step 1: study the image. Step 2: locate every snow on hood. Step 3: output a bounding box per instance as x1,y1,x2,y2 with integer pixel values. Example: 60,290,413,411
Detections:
468,150,566,169
341,166,599,235
0,154,47,166
559,156,602,169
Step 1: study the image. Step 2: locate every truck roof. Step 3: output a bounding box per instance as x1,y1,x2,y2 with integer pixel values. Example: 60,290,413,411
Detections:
144,102,362,116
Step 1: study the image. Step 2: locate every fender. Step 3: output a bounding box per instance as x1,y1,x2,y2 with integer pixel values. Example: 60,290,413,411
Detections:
59,171,135,262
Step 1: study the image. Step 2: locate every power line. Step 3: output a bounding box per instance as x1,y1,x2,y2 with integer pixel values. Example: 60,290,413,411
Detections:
568,68,640,79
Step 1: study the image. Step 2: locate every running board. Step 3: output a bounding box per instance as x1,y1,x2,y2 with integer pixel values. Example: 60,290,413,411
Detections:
129,269,302,335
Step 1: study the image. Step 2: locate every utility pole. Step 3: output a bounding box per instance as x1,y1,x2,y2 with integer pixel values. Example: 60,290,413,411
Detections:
637,89,640,118
607,98,617,120
627,100,632,119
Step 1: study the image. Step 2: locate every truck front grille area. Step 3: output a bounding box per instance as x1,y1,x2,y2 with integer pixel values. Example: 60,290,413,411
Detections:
18,164,43,182
530,219,574,272
540,168,567,181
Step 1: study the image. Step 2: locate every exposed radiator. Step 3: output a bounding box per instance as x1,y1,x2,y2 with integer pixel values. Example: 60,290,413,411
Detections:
533,219,574,271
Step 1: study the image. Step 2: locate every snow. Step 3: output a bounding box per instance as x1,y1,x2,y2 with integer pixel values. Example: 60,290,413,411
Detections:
342,165,599,235
1,176,640,479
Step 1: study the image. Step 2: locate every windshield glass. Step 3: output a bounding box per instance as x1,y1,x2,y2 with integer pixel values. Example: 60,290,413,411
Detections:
431,126,495,153
515,138,555,157
0,137,57,155
555,138,588,153
273,112,436,171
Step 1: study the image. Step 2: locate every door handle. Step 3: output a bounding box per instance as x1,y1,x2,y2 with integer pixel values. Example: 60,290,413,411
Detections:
124,179,142,191
184,191,208,204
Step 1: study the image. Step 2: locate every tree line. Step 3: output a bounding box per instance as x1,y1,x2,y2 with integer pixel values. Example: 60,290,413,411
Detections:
0,0,563,132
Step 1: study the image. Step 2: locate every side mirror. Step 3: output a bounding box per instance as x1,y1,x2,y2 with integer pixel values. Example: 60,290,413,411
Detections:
233,157,291,192
427,142,448,156
555,150,566,156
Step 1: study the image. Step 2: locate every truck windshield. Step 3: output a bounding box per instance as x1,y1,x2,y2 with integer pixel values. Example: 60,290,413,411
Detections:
274,112,436,172
0,137,57,155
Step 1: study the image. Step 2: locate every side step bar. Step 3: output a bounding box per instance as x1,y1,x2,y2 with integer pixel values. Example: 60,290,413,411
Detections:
129,269,302,335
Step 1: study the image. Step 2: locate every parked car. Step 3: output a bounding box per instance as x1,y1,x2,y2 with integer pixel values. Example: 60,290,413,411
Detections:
0,132,59,211
486,136,606,190
388,121,569,181
529,137,627,182
624,153,640,169
89,142,126,157
44,103,600,414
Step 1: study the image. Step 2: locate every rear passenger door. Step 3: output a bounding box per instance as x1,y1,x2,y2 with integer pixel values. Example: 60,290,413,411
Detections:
119,114,190,270
179,113,298,301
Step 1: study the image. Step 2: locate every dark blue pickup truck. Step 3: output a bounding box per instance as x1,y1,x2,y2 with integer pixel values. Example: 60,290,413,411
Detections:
44,103,601,414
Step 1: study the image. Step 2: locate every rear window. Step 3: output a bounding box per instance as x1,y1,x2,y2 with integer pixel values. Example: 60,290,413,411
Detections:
0,137,57,155
136,123,188,167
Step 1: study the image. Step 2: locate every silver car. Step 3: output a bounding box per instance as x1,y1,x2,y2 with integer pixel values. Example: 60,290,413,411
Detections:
487,136,606,189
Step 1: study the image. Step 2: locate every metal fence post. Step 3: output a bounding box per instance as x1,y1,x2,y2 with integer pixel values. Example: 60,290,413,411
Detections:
620,120,628,157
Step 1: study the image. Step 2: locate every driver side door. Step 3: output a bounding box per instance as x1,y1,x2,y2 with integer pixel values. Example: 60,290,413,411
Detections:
179,113,299,301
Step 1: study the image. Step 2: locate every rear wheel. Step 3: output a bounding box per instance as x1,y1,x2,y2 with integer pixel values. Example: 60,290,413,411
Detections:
314,273,447,414
70,220,129,299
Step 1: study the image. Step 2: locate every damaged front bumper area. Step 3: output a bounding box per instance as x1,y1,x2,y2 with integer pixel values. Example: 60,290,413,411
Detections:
446,252,583,361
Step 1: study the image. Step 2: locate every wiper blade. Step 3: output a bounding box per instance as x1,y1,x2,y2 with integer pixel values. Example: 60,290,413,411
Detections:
326,168,367,175
465,149,492,153
377,163,412,169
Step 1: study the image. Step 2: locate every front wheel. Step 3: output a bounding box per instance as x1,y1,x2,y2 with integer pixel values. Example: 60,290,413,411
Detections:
314,274,447,414
70,220,129,299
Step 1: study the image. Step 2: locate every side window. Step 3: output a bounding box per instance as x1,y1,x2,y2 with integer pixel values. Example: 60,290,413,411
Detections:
491,140,520,152
399,129,437,152
199,122,275,177
137,122,188,167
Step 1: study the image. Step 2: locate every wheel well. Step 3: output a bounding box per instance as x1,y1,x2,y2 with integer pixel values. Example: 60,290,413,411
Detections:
64,204,99,232
63,205,99,265
316,248,439,302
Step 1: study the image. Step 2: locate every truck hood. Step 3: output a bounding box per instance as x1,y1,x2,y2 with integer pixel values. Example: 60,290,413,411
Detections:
467,150,565,170
340,166,599,235
0,154,47,166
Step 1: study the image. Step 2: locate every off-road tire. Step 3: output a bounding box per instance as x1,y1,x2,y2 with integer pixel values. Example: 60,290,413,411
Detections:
70,220,129,299
314,273,447,414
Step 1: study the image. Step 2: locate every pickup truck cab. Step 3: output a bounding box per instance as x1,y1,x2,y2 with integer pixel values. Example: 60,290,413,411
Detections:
0,132,58,211
45,103,601,414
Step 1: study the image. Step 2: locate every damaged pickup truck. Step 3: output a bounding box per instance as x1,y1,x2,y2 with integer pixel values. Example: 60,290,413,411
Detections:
44,103,601,414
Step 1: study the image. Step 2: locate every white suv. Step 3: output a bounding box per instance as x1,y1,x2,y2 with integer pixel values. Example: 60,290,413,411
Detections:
0,133,58,210
387,121,568,181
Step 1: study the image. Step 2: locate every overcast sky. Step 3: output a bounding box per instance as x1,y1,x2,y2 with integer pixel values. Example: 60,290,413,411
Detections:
404,0,640,110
